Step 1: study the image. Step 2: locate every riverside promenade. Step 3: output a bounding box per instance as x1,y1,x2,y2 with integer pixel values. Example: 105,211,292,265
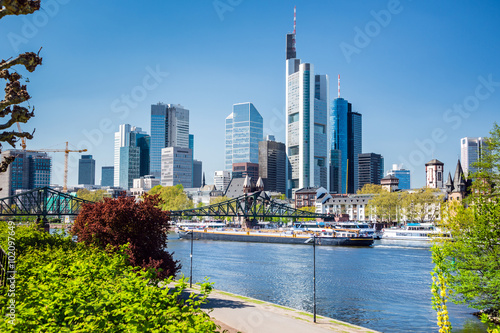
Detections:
181,285,379,333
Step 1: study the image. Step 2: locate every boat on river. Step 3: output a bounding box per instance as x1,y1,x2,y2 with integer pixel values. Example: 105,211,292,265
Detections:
382,223,445,241
176,228,373,246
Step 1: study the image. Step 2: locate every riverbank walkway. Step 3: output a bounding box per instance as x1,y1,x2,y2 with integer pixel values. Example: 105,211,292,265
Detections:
176,284,379,333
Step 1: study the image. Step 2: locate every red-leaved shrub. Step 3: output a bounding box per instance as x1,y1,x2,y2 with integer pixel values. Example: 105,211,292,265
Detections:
72,194,180,279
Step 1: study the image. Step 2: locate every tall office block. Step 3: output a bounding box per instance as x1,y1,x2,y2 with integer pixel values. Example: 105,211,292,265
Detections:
193,159,202,188
150,103,190,179
331,97,362,194
78,155,95,185
101,166,114,186
329,149,342,194
232,162,259,180
214,170,231,191
387,164,411,190
259,138,286,193
114,124,149,189
225,103,263,171
285,26,329,197
358,153,384,190
161,147,192,188
460,137,484,177
0,150,51,197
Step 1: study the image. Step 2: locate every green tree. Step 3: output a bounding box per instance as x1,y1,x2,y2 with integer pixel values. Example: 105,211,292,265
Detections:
366,191,402,224
299,206,317,222
76,189,110,202
148,184,193,211
357,183,384,194
431,124,500,330
401,187,443,223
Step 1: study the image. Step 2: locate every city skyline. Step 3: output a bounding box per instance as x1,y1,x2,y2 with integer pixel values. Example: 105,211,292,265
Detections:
1,1,499,188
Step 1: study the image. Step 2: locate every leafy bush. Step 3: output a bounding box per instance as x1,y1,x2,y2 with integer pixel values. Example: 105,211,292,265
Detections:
0,224,219,332
72,194,180,279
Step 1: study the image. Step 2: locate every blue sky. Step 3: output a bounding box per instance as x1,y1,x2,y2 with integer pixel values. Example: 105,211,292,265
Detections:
1,0,499,188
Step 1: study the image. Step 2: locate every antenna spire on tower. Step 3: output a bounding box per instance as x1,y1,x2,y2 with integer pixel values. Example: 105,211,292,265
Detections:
293,6,296,34
338,74,340,98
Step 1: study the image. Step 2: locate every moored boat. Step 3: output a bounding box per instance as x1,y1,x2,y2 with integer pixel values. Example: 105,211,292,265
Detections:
176,228,373,246
381,223,445,241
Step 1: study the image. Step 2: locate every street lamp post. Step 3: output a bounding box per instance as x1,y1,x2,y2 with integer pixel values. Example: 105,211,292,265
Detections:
189,230,193,288
305,234,317,323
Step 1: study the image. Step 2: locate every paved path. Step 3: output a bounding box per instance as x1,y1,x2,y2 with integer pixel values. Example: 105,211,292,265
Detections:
177,284,379,333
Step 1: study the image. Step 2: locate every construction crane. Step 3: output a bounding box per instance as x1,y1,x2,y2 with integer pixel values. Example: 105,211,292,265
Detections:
16,122,27,150
26,142,87,193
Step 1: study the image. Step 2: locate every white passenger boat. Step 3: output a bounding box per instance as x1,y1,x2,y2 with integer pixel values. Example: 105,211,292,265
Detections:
381,223,443,241
334,222,380,239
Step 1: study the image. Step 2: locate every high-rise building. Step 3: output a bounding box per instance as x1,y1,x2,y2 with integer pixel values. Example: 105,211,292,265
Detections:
425,159,444,189
259,138,286,193
460,137,484,177
358,153,384,190
232,162,259,180
330,97,362,194
214,170,231,192
150,103,190,179
193,159,202,188
387,164,411,190
225,103,263,171
78,155,95,185
114,124,150,189
101,166,114,186
285,26,329,197
0,150,51,197
161,147,192,188
330,149,342,194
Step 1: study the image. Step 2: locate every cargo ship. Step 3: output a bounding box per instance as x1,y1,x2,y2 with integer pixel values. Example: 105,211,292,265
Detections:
176,228,373,247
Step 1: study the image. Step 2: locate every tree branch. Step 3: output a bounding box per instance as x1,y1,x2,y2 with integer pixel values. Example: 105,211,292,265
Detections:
0,105,34,130
0,0,40,20
0,129,34,148
0,70,30,111
0,51,42,73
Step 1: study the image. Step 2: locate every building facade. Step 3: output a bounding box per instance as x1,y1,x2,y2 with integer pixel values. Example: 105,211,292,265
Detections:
460,137,484,177
193,159,202,188
101,166,114,186
258,138,286,193
214,170,231,192
114,125,150,189
232,162,259,180
225,102,263,171
78,155,95,185
130,175,161,198
285,31,329,197
358,153,384,190
0,150,51,197
150,103,190,179
387,164,411,190
161,147,193,188
425,159,444,189
330,97,362,194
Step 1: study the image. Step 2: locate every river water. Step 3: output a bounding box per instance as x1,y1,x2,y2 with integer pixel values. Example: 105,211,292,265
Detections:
167,234,486,333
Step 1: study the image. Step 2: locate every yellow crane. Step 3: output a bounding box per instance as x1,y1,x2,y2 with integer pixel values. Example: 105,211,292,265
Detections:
25,142,87,193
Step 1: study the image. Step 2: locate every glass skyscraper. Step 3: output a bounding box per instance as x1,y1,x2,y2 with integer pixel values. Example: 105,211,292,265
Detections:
285,31,329,197
331,97,362,194
78,155,95,185
387,164,411,190
460,137,484,177
225,103,263,171
150,103,189,179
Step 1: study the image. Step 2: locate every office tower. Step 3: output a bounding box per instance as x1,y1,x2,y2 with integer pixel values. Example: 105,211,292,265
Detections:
331,97,362,194
225,103,263,171
150,103,190,178
193,160,202,188
425,159,444,189
161,147,192,188
214,170,231,191
189,134,194,155
358,153,384,190
78,155,95,185
232,162,259,180
101,166,114,186
114,124,150,189
0,150,51,197
330,150,342,194
387,164,411,190
285,22,329,197
259,138,286,193
460,137,484,177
